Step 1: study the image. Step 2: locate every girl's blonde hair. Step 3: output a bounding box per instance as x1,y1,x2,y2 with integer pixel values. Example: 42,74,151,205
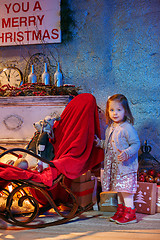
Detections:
106,94,134,126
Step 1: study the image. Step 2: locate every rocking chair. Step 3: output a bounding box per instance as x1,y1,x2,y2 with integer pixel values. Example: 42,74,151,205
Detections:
0,93,104,228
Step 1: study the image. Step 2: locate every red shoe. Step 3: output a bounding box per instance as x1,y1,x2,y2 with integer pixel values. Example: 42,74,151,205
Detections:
109,204,124,222
116,206,137,224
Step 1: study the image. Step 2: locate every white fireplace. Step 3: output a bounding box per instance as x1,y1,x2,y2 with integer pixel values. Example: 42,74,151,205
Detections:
0,96,69,148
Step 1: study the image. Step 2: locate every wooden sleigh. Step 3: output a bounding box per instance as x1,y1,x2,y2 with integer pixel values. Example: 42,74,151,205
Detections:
0,93,104,228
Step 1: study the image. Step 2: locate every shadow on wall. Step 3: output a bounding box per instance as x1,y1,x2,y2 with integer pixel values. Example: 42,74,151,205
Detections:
138,119,160,161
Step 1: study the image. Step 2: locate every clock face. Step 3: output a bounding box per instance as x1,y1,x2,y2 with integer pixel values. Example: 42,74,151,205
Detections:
0,67,23,87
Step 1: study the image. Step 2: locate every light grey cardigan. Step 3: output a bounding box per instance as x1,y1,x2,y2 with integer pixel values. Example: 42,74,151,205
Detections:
97,121,140,176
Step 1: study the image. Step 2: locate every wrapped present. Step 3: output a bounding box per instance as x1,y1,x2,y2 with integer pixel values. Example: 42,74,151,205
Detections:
72,171,91,183
71,180,94,207
156,186,160,213
99,191,118,212
134,181,157,214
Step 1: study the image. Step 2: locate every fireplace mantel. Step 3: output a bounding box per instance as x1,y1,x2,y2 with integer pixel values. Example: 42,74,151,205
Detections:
0,96,69,147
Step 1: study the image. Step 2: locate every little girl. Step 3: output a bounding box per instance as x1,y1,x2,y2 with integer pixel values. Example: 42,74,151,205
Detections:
95,94,140,224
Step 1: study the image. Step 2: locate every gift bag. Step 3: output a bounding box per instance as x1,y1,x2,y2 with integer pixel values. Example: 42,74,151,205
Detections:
134,182,157,214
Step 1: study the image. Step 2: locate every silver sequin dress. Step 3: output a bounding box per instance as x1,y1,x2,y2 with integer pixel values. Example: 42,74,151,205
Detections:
102,130,137,194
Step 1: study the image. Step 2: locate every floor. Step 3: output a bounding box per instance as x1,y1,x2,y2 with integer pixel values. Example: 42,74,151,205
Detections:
0,210,160,240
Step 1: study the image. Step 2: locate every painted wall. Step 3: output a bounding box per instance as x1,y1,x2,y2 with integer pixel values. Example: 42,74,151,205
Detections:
0,0,160,161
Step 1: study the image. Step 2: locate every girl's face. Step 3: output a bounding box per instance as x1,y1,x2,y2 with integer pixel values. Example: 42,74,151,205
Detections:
108,100,125,124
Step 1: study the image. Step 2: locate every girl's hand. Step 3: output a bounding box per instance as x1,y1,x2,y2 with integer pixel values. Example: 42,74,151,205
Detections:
117,149,128,162
94,134,100,146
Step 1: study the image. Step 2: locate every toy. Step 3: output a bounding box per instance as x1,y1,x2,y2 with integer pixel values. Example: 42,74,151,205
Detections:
13,115,61,172
33,115,61,138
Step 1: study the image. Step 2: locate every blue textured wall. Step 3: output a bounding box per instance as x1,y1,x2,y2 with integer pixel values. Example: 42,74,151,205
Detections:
0,0,160,160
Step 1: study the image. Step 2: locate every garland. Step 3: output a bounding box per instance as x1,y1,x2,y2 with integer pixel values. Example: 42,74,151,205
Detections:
0,83,80,97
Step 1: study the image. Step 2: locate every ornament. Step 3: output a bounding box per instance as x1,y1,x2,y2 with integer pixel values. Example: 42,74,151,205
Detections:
147,169,156,177
154,176,160,185
139,169,148,176
157,172,160,178
146,175,154,183
138,174,145,182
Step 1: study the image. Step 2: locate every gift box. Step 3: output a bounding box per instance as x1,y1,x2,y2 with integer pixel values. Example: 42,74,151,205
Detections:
72,171,91,183
134,182,157,214
71,180,94,207
99,191,118,212
156,186,160,213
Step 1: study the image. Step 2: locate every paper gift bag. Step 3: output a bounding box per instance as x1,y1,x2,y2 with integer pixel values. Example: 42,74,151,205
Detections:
134,182,157,214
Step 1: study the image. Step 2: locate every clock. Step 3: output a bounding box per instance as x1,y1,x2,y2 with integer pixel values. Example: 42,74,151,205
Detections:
0,67,23,87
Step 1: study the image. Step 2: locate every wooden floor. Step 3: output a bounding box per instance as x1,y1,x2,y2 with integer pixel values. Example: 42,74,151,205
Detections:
0,211,160,240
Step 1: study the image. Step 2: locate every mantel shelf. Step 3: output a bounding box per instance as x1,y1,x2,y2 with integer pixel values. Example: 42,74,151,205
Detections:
0,95,69,106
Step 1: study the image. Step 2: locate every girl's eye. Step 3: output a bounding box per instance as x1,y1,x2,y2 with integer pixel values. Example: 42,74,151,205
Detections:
118,109,121,111
110,109,113,111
